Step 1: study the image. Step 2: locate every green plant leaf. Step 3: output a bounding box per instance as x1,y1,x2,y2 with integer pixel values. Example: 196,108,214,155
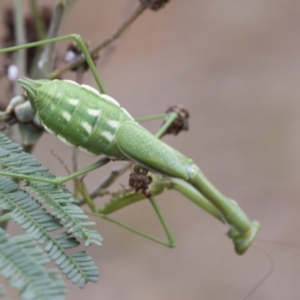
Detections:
0,229,66,300
0,133,100,287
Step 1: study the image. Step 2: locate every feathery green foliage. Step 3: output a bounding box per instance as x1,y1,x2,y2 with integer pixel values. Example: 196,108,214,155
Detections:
0,133,102,246
0,229,66,300
0,133,100,287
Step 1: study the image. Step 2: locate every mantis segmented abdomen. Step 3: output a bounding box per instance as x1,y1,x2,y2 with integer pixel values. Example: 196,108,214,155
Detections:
21,78,133,158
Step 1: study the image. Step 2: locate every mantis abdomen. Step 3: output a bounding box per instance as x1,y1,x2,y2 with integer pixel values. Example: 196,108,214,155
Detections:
21,78,134,158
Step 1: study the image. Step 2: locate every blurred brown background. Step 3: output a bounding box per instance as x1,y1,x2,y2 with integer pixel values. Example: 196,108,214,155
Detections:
1,0,300,299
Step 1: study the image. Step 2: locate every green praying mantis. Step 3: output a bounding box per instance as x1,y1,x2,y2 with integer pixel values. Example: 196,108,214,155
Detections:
0,34,260,254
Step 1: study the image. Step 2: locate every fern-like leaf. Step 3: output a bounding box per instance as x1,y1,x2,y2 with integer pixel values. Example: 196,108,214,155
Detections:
0,177,98,286
26,182,102,246
0,133,100,287
0,229,66,300
0,133,102,246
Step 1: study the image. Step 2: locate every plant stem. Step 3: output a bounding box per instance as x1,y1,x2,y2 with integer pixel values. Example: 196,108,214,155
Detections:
29,0,47,40
13,0,26,94
33,1,66,78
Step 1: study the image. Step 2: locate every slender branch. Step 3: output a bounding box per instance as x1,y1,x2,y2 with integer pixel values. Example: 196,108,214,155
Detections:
77,180,95,212
29,0,47,40
86,165,131,202
32,1,66,78
13,0,26,94
3,1,26,228
0,116,18,131
49,3,148,79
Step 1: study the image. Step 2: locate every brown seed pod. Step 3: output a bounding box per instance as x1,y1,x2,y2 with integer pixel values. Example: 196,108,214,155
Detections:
163,104,190,135
129,165,153,197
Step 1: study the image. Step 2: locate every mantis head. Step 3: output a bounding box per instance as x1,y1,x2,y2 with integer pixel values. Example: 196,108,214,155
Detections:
18,77,49,111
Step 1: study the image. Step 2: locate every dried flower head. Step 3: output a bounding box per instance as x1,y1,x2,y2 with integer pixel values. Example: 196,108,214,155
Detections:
129,165,153,197
163,104,190,135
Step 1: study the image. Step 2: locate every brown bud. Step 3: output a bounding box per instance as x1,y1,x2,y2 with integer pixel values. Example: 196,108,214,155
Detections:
163,104,190,135
129,165,153,197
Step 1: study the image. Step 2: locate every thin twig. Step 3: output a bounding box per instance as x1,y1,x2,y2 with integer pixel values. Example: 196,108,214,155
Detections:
88,164,132,200
0,117,18,131
32,1,67,78
13,0,26,94
29,0,47,40
49,3,147,79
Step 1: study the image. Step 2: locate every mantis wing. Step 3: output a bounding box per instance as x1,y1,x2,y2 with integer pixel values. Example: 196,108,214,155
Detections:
115,121,197,180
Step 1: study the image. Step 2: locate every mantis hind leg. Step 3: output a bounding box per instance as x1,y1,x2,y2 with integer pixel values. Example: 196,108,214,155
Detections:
79,177,177,248
0,34,107,94
101,196,177,248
